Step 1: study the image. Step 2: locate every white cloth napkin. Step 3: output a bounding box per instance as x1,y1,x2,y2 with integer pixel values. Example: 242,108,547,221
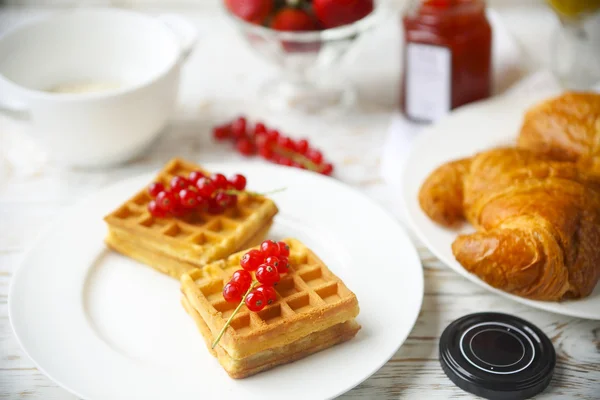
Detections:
380,9,558,192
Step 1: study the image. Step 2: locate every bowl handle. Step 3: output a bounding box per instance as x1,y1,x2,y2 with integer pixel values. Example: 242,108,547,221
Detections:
158,14,198,63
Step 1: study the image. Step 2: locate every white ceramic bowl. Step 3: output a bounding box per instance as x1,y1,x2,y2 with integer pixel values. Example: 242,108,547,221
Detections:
0,9,196,168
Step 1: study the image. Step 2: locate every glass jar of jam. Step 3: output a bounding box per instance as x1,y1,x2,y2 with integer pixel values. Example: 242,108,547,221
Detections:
401,0,492,123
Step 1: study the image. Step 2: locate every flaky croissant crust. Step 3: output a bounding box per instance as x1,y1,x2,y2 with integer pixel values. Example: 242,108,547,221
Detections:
518,91,600,173
419,148,600,301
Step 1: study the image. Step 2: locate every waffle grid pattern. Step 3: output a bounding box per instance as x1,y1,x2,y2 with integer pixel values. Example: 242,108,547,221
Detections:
185,239,355,338
104,158,278,263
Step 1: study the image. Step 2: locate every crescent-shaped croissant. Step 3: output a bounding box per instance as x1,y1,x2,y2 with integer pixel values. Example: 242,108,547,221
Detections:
419,148,600,301
518,92,600,173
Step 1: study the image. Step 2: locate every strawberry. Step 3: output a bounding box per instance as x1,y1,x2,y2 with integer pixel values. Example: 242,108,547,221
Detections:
225,0,274,24
312,0,374,28
270,8,320,52
270,8,318,31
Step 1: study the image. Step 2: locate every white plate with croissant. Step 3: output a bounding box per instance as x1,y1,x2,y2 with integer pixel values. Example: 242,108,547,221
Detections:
402,91,600,320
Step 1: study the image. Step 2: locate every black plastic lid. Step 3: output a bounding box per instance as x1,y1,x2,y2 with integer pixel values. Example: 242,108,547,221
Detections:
439,312,555,400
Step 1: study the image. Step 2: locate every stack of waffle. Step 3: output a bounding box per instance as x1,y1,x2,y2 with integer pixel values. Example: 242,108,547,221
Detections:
181,238,361,378
104,158,279,278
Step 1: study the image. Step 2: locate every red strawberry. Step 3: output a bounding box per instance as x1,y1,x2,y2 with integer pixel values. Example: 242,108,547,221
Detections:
312,0,374,28
270,8,318,31
225,0,274,24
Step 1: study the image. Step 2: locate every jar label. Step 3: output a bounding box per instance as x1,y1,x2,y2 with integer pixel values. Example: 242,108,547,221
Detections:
405,43,451,122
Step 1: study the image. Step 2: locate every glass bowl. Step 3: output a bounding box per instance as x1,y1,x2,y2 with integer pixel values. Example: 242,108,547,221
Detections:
547,1,600,89
223,1,387,113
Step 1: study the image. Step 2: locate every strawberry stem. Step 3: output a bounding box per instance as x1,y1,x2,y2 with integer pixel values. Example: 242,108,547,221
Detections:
212,281,258,349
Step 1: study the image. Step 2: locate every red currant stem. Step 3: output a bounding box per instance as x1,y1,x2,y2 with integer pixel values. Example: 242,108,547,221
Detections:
211,281,258,349
274,147,322,171
223,188,287,197
290,154,321,171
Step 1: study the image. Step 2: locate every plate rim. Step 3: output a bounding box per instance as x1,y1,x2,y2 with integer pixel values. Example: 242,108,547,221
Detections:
9,161,425,399
400,94,600,321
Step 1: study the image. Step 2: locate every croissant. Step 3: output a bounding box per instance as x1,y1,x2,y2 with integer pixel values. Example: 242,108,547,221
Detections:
419,147,600,301
518,92,600,172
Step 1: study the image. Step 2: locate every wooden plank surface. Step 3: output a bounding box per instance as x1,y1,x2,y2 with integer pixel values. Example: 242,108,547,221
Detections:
0,4,599,400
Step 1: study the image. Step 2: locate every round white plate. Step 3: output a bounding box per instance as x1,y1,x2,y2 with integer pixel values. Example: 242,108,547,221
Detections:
402,92,600,320
10,162,424,400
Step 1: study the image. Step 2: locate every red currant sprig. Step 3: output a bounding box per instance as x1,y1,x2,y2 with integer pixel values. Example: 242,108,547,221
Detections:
212,240,290,349
146,171,249,218
212,116,335,176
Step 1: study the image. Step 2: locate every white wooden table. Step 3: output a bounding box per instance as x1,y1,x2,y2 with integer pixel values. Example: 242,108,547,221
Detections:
1,3,598,399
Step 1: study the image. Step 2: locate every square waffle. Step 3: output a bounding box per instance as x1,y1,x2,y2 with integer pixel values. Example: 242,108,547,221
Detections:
180,238,360,377
182,296,360,379
104,158,279,278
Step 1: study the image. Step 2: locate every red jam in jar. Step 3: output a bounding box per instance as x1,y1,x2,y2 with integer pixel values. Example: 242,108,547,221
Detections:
401,0,492,123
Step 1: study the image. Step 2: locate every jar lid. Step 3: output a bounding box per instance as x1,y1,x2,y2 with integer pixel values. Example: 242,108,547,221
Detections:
439,312,555,400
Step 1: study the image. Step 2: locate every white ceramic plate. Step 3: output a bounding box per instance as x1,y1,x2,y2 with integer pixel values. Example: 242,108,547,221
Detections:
9,162,423,400
402,92,600,320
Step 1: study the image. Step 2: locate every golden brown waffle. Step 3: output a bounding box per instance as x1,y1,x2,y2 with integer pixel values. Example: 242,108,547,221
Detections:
181,296,361,379
104,158,278,278
180,238,360,361
106,220,273,278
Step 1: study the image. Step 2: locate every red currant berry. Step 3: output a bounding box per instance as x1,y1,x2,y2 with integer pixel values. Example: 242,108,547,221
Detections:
255,285,277,305
253,122,266,136
265,256,280,268
255,133,274,149
236,138,254,156
229,174,247,191
267,129,280,141
260,240,280,257
259,146,273,160
307,149,323,164
179,189,199,209
170,176,190,191
231,116,247,138
278,157,293,166
223,282,243,303
291,161,303,169
196,195,209,211
196,177,216,198
211,173,229,189
213,124,231,141
148,182,165,197
322,163,334,176
296,139,309,154
277,136,295,151
188,171,205,185
215,192,237,208
231,269,252,292
207,198,225,215
276,256,290,274
245,290,266,312
240,249,263,271
277,241,290,257
156,191,176,211
255,264,280,286
148,200,167,217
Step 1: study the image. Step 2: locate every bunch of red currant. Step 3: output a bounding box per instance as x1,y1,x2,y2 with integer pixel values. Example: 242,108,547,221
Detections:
222,240,290,312
213,116,334,176
146,171,247,218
